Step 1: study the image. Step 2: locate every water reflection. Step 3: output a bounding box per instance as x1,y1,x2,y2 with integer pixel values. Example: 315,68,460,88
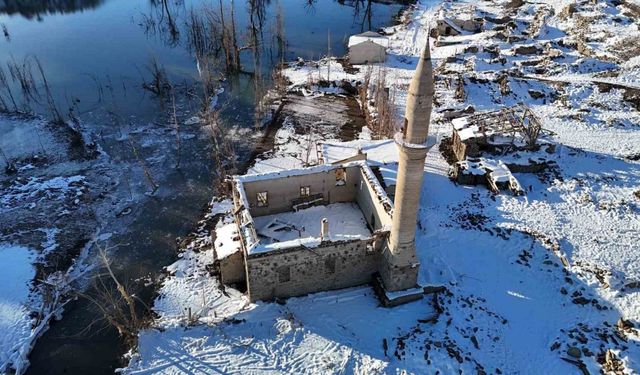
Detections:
141,0,182,46
0,0,106,19
1,0,403,125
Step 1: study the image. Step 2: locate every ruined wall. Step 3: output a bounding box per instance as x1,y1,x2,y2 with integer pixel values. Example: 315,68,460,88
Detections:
241,165,361,217
436,19,461,36
246,239,380,301
452,130,468,161
219,251,245,285
356,168,393,232
455,18,483,33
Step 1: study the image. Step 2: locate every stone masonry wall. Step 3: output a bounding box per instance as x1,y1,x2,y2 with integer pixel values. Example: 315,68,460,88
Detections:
242,165,361,217
246,238,380,301
356,168,393,232
219,251,245,285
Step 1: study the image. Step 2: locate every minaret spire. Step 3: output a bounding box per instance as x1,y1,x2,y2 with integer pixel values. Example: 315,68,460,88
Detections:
404,37,434,145
380,37,433,293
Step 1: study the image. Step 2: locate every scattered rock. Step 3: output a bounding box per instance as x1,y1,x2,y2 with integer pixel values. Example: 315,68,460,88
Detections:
528,89,546,99
486,15,512,25
506,0,524,9
464,46,479,54
599,349,625,373
470,335,479,349
446,345,464,363
561,357,589,375
616,318,636,334
514,45,541,55
572,297,590,305
116,206,132,218
567,346,582,358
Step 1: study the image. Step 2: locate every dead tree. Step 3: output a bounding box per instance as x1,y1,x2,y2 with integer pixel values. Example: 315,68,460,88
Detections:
34,57,64,124
373,68,395,138
171,92,181,169
78,245,146,344
7,56,40,109
219,0,241,72
248,3,265,129
129,137,159,194
202,103,236,195
274,5,286,64
142,56,171,100
0,66,18,112
358,65,372,124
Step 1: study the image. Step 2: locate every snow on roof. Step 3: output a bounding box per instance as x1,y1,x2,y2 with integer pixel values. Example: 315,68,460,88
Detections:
456,157,512,180
319,138,437,188
214,223,242,260
456,158,522,192
348,32,389,48
320,140,399,185
451,107,534,145
452,116,484,141
439,17,463,34
360,163,394,217
456,159,486,176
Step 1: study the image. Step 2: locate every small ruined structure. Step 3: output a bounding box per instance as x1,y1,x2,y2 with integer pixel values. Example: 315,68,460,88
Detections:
348,31,389,65
219,39,435,306
453,158,524,195
450,105,542,162
448,105,548,195
433,5,484,37
435,18,463,36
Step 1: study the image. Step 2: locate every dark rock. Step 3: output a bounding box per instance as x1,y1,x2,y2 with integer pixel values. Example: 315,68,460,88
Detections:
617,318,635,330
572,297,590,305
567,346,582,358
470,335,479,349
514,45,541,55
528,89,546,99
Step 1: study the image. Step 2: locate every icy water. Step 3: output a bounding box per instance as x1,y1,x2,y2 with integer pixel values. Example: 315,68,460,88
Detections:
1,0,405,373
0,0,405,123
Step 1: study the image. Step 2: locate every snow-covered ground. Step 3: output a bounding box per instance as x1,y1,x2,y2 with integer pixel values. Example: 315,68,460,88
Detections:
0,244,36,374
0,89,215,371
124,0,640,373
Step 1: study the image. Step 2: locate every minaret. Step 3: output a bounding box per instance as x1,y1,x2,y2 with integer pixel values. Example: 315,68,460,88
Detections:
381,38,433,292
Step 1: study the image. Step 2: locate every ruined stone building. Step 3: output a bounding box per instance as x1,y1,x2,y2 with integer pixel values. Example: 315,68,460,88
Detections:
433,4,484,38
218,39,434,306
448,105,549,195
450,105,543,162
